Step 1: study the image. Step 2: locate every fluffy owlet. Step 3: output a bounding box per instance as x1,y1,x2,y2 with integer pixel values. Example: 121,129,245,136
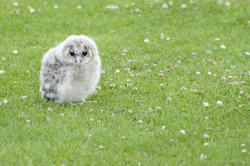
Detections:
40,35,101,102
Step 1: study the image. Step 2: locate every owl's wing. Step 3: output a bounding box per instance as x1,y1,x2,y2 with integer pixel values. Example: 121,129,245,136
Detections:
40,55,66,101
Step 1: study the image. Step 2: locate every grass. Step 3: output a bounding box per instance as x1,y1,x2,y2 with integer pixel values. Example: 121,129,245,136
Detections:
0,0,249,165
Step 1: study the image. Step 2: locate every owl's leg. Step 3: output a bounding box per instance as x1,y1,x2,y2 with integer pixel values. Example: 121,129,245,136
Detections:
81,99,97,104
40,86,57,102
46,97,56,102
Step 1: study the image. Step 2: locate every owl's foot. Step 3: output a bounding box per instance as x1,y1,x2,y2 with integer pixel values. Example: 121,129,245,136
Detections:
87,101,98,103
81,99,97,104
45,97,56,102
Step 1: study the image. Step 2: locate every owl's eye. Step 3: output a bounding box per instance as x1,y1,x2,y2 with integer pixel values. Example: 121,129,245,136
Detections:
70,51,75,56
82,51,88,56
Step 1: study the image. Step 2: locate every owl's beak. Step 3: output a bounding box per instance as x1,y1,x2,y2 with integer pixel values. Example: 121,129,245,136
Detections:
76,56,81,66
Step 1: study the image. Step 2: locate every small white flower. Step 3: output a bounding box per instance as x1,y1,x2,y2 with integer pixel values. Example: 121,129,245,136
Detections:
216,101,223,105
228,76,232,79
115,69,120,73
77,5,82,9
233,81,239,85
203,102,209,107
13,2,18,6
241,81,246,85
241,144,245,147
181,4,187,9
204,143,208,146
242,149,246,153
206,50,211,54
218,0,223,4
169,1,173,5
106,5,119,10
203,134,209,139
1,57,5,61
133,87,137,91
0,102,2,105
153,64,157,66
22,96,27,100
88,134,92,137
60,113,64,116
196,72,201,75
138,120,143,123
214,74,217,77
155,106,161,110
30,8,35,13
159,73,163,77
54,5,58,9
167,97,172,101
245,52,250,55
225,1,230,6
166,37,170,40
135,8,140,12
90,118,94,121
221,77,226,81
200,154,207,160
160,84,164,87
128,110,133,113
110,84,115,88
13,50,18,54
161,126,166,129
220,45,226,49
0,70,4,74
215,38,220,41
205,117,209,120
99,145,104,149
124,67,130,72
3,99,8,104
162,3,168,8
48,107,53,111
180,130,185,134
27,120,31,123
208,72,212,75
144,39,149,43
100,70,105,74
181,87,186,90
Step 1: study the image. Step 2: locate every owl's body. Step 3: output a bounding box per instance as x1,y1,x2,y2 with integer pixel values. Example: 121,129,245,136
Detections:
40,35,101,102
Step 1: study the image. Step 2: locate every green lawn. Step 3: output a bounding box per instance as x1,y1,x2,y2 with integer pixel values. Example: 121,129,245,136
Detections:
0,0,249,165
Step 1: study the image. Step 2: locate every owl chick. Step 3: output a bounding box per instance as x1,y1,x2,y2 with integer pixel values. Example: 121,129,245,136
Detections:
40,35,101,103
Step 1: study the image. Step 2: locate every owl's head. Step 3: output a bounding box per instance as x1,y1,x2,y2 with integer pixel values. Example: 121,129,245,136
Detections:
62,35,98,66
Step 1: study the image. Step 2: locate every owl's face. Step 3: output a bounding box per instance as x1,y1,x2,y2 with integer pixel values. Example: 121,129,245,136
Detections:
62,35,97,66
